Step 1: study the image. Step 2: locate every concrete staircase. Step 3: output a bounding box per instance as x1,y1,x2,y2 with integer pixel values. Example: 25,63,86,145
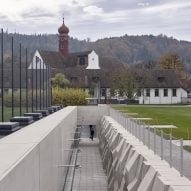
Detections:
99,116,191,191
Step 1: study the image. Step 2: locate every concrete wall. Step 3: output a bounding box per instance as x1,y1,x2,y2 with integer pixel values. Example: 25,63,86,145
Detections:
99,116,191,191
0,106,77,191
77,105,109,126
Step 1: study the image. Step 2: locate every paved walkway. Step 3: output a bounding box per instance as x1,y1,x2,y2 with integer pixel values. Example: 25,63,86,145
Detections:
72,138,107,191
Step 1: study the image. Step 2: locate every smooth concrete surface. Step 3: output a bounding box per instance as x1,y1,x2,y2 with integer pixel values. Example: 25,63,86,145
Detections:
149,125,177,129
99,116,191,191
77,105,109,126
72,138,107,191
0,106,77,191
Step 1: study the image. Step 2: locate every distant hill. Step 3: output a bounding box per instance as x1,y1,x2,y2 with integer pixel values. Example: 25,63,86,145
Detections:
2,32,191,73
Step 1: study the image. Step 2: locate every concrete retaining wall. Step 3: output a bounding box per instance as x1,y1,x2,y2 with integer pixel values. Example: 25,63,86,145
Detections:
99,116,191,191
77,105,109,126
0,106,77,191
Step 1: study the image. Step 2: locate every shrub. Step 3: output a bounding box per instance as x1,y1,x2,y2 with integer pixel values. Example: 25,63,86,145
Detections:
3,90,46,107
52,88,89,106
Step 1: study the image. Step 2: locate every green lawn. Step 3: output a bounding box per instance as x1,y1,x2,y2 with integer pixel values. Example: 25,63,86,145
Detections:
0,107,33,122
113,105,191,140
183,145,191,152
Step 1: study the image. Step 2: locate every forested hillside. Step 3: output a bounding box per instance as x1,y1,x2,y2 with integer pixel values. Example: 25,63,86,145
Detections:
2,32,191,71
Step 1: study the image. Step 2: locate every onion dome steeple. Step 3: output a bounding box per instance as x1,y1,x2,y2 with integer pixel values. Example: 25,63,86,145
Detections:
58,17,69,57
58,17,69,34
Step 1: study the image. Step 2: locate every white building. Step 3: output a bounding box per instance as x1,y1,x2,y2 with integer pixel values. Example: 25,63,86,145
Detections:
138,70,188,104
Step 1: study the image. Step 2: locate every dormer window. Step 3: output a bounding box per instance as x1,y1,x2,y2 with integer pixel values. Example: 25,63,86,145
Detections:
77,56,87,65
158,77,165,82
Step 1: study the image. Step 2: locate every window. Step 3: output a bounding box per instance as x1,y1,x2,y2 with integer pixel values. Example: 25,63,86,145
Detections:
110,89,115,97
164,88,168,97
119,89,123,97
158,77,165,83
79,57,85,65
172,89,177,97
146,89,150,97
155,89,159,97
60,44,64,49
137,89,141,97
101,88,106,97
78,56,86,65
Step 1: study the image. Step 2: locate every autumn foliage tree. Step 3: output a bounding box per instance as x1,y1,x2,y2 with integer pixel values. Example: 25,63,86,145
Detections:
159,53,183,70
159,53,187,87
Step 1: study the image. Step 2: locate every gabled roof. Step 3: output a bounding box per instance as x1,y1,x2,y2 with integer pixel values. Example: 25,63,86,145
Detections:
137,69,183,89
38,50,125,87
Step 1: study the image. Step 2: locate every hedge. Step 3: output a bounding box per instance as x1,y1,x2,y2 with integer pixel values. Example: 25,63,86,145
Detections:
52,88,89,106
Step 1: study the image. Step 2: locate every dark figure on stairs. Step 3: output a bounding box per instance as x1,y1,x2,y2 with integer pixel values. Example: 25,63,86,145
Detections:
89,125,94,141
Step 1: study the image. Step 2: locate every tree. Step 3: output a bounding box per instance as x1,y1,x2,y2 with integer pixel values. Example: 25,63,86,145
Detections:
159,53,183,71
159,53,187,87
112,68,137,99
51,73,70,88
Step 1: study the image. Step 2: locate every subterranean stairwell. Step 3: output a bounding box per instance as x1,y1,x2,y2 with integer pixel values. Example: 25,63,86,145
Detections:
64,138,108,191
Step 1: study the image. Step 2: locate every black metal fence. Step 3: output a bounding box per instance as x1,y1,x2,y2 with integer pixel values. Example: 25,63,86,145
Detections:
0,29,52,122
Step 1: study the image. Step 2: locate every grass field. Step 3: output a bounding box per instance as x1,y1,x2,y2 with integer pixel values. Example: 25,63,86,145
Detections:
113,105,191,140
0,107,33,122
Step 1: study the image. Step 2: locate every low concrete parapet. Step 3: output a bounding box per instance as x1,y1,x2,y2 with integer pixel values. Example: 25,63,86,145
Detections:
99,116,191,191
0,106,77,191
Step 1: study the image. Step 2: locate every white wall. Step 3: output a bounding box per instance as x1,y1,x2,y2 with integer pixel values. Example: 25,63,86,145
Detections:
139,88,187,104
28,50,46,69
0,106,77,191
86,50,100,70
77,105,109,126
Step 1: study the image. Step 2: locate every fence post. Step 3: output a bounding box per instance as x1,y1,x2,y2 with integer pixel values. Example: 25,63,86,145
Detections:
42,62,45,109
180,139,183,176
148,125,150,149
124,114,125,129
130,118,132,134
154,127,156,154
143,124,145,145
36,56,38,110
138,120,141,141
40,59,42,110
161,130,164,160
31,55,34,112
135,119,137,138
125,115,127,130
19,43,22,116
11,36,14,117
25,48,28,113
169,133,172,167
1,29,4,122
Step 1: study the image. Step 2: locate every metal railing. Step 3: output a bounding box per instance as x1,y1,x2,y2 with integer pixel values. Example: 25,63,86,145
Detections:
0,29,52,122
110,107,191,179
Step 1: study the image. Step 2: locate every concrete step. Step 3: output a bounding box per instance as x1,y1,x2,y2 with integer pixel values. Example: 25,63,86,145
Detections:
0,122,21,135
10,116,34,126
35,110,49,117
24,113,43,121
51,105,61,112
47,107,54,114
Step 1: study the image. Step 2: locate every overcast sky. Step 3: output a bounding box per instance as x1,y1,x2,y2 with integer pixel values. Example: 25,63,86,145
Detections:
0,0,191,42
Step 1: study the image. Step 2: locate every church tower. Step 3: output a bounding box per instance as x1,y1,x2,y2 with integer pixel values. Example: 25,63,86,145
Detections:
58,18,69,57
